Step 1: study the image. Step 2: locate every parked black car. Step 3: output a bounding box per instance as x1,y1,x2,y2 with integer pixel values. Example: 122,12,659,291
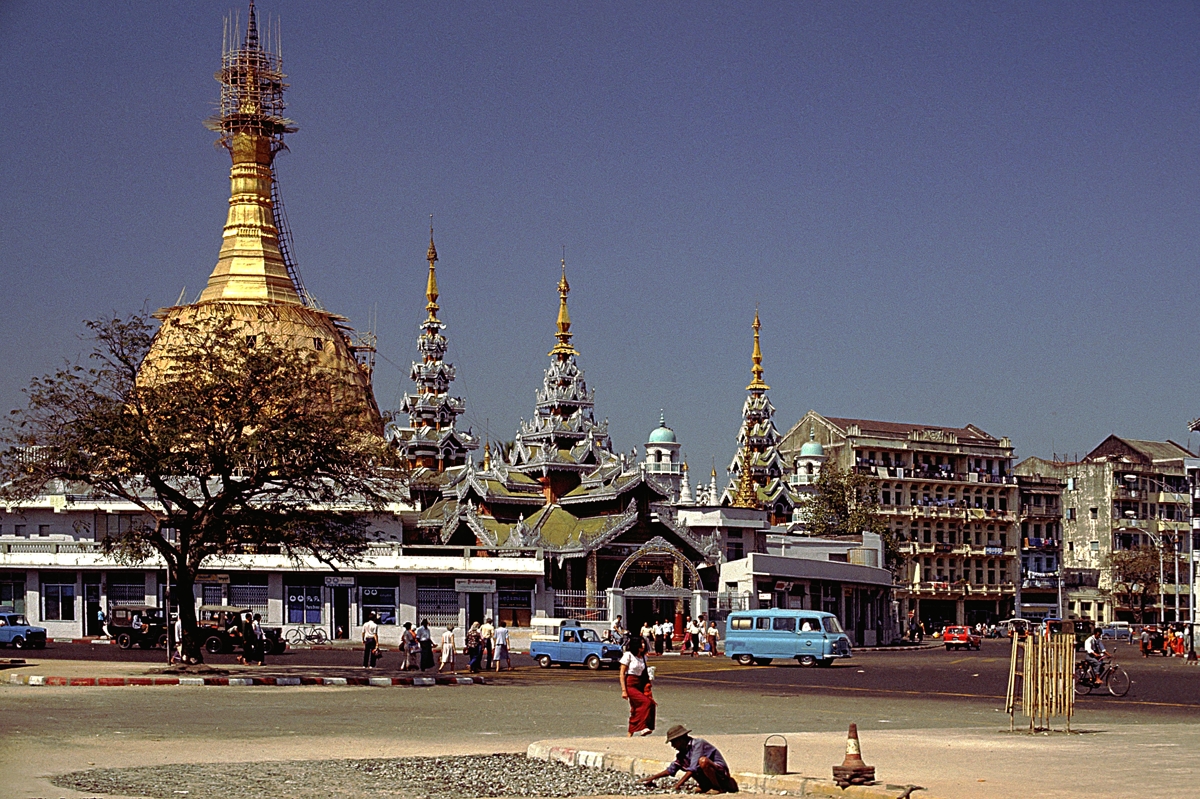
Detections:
107,605,168,649
196,606,285,655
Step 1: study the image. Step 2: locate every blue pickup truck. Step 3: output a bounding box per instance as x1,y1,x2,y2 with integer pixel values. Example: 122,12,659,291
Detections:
0,612,47,649
530,621,623,670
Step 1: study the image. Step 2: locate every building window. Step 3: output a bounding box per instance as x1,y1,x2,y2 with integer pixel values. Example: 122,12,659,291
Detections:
287,584,322,624
202,584,223,606
229,579,269,616
1089,507,1098,519
37,524,50,535
1090,541,1099,552
13,525,25,536
1067,508,1076,520
108,575,146,606
43,581,76,621
360,587,397,625
0,576,26,613
727,540,745,560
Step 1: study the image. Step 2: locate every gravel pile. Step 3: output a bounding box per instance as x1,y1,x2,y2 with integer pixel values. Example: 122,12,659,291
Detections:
52,753,672,799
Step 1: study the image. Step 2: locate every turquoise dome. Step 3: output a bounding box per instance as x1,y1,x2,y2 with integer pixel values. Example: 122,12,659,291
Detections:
649,425,677,444
799,439,824,457
648,411,677,444
799,427,823,457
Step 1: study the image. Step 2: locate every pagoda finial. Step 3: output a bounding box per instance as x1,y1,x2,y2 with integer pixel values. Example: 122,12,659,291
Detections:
425,215,439,322
549,254,578,357
245,0,260,51
746,307,769,391
483,435,491,470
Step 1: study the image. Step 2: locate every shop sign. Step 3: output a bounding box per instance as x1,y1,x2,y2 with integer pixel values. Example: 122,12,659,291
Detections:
774,581,793,591
324,575,356,587
195,574,229,584
985,546,1004,556
455,579,496,593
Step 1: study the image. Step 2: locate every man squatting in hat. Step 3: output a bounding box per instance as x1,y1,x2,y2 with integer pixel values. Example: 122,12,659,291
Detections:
640,725,739,793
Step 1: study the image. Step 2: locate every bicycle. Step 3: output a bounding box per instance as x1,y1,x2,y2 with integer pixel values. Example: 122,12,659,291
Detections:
284,625,329,646
1074,658,1130,697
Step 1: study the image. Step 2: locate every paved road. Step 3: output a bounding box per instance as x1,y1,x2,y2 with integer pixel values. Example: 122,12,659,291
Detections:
26,637,1200,712
4,639,1200,798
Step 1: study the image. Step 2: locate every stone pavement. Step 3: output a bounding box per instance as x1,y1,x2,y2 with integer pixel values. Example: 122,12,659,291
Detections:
530,723,1200,799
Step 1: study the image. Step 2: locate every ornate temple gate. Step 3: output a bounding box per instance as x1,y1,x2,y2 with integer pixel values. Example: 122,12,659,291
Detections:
607,537,708,632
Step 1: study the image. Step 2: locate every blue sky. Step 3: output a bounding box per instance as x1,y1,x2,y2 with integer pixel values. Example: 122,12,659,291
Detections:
2,1,1199,479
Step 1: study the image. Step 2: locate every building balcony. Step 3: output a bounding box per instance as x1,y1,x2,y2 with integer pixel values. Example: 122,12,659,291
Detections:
1019,504,1060,519
899,581,1016,597
1154,520,1190,534
1022,537,1060,551
1114,517,1148,530
1022,576,1059,590
644,463,682,475
1157,491,1189,506
852,465,1016,485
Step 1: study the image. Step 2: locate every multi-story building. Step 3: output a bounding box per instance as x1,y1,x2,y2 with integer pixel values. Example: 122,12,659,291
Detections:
779,412,1019,629
1018,436,1193,624
1014,471,1064,620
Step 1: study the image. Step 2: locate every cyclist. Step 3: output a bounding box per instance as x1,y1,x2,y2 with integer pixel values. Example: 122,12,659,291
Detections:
1083,627,1109,685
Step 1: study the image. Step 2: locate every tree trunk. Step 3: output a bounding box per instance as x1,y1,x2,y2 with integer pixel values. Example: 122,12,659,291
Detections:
174,565,204,664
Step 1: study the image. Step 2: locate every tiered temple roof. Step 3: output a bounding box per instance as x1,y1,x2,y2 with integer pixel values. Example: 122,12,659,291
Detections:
386,226,477,477
721,310,799,520
417,261,715,567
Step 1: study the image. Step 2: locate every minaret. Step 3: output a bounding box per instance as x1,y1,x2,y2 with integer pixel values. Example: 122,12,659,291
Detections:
140,1,379,423
721,309,785,505
390,222,477,471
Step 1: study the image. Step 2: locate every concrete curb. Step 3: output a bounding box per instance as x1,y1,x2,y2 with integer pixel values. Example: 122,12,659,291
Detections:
5,673,487,688
526,741,942,798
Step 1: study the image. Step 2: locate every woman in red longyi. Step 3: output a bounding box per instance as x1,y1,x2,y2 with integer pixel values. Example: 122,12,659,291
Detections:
619,635,656,736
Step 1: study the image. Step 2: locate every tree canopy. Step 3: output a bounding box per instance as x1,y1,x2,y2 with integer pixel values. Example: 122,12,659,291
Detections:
1,312,402,660
796,462,899,570
1106,545,1161,624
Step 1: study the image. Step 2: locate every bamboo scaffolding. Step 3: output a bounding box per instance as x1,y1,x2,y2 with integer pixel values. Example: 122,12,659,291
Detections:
1006,632,1075,733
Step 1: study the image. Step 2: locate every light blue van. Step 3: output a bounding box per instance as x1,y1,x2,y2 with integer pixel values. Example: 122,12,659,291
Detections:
724,609,853,667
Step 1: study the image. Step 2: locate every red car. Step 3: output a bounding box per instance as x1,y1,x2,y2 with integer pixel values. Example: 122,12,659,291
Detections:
942,625,982,651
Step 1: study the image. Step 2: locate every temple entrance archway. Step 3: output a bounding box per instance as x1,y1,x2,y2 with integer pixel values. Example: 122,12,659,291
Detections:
610,537,706,639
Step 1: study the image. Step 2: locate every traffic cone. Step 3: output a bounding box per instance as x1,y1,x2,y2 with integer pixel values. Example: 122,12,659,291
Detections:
832,723,875,788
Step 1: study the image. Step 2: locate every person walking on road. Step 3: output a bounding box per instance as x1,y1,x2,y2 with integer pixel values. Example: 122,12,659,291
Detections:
1140,627,1152,658
438,623,457,673
663,618,674,652
706,619,718,656
619,635,655,737
417,619,434,671
641,621,654,655
362,612,379,668
480,617,495,670
401,622,419,671
252,614,266,666
653,620,665,655
493,620,512,671
640,725,739,794
465,622,483,673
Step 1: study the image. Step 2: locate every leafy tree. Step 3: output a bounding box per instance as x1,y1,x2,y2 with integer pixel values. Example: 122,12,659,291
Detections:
797,462,899,570
1106,545,1161,624
1,313,400,662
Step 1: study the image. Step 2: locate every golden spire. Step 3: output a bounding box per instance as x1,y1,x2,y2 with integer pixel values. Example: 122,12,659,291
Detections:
482,435,491,470
549,256,578,357
746,307,769,391
425,216,440,323
731,444,760,509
